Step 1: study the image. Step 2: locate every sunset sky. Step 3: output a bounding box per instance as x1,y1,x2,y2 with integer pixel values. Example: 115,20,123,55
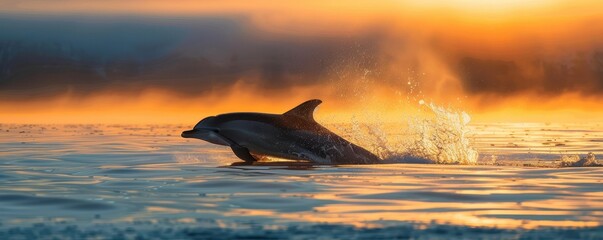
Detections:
1,0,603,123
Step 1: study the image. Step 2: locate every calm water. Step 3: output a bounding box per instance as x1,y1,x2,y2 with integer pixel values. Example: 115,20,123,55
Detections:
0,123,602,239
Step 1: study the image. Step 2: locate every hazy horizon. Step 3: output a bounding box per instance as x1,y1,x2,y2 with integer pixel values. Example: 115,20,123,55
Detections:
2,1,603,123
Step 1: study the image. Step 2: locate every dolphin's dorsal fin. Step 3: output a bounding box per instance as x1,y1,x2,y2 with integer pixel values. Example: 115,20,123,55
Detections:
283,99,322,122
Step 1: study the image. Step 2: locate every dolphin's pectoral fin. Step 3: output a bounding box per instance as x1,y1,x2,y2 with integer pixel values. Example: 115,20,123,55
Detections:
213,132,257,163
230,144,258,163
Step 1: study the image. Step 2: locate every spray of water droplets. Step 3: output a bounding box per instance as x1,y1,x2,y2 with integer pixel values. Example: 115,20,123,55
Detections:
330,102,478,165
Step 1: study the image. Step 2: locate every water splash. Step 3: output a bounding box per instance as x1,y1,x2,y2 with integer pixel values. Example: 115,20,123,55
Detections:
560,152,600,167
334,102,479,164
403,103,478,164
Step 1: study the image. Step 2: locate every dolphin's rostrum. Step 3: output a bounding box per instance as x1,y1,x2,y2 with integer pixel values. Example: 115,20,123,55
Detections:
182,99,381,165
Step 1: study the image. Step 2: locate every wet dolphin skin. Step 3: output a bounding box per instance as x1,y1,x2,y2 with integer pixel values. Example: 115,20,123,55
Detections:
182,99,381,165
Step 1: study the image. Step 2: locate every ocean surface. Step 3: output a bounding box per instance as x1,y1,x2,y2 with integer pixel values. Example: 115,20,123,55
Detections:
0,122,602,239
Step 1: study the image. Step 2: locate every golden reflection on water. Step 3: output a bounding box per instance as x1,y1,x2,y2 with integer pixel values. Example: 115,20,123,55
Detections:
0,123,601,230
226,203,600,229
218,165,603,229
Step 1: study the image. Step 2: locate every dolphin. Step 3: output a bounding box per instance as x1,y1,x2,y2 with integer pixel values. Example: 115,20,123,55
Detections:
181,99,381,165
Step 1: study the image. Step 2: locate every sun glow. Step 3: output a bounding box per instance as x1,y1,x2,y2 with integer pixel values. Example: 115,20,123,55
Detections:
409,0,556,12
2,1,603,124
